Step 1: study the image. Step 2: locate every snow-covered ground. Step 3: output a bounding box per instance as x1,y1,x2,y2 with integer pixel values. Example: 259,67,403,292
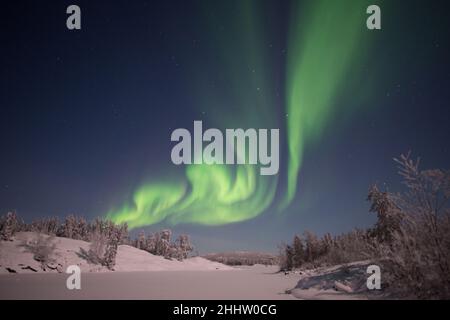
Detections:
0,232,233,274
289,261,380,300
0,265,297,299
0,233,383,299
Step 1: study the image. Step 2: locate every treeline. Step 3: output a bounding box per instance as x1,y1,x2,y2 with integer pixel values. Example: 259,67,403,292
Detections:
281,153,450,299
280,229,373,271
0,213,128,244
203,251,278,266
134,230,193,261
0,213,193,269
0,213,127,270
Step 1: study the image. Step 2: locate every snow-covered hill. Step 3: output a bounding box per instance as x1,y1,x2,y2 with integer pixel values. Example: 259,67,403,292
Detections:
0,232,233,274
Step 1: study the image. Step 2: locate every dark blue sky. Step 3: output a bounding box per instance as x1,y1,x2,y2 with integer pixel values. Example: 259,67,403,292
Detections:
1,0,449,253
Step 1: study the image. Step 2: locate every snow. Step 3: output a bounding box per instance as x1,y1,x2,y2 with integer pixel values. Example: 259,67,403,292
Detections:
289,261,379,300
0,233,385,299
113,246,233,272
0,232,233,274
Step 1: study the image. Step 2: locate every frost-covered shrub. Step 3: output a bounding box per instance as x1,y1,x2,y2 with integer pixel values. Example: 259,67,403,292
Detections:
87,230,108,265
371,153,450,299
282,153,450,298
22,233,57,269
83,221,123,270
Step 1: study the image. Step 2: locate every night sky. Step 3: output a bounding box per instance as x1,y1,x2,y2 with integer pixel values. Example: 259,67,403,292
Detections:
1,0,449,253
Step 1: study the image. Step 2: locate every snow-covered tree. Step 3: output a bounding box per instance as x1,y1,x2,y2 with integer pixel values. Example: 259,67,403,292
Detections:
137,231,146,250
285,245,294,270
103,228,120,270
372,153,450,298
60,214,77,239
367,184,403,242
175,234,193,260
154,229,171,257
145,233,155,253
75,217,88,240
118,223,129,245
1,212,18,241
303,231,320,262
292,235,304,267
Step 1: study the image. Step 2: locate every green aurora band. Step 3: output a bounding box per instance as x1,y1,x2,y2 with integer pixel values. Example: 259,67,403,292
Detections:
281,0,372,209
107,0,374,228
107,1,278,228
107,165,276,229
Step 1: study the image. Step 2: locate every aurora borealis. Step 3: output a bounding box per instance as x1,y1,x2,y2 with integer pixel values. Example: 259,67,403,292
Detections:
108,0,282,228
3,0,450,251
282,0,372,209
106,0,376,228
108,164,276,228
